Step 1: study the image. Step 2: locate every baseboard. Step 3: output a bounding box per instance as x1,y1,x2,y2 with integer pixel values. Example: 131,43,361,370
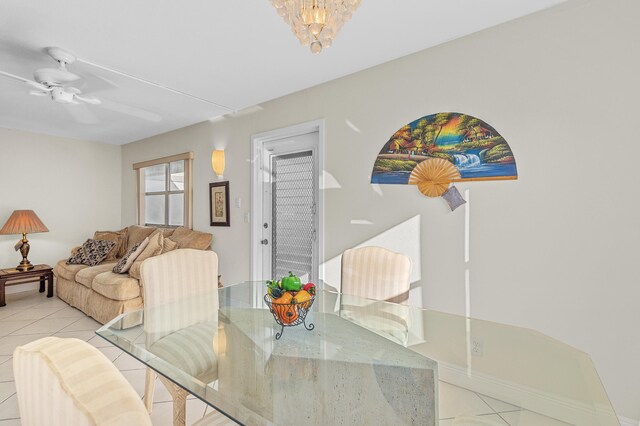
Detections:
439,361,620,425
619,416,639,426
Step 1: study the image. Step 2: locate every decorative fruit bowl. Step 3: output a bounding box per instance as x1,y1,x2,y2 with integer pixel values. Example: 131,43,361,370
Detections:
264,272,316,340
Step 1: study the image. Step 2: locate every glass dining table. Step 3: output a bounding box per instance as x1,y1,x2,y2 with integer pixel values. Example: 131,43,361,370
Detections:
96,281,619,426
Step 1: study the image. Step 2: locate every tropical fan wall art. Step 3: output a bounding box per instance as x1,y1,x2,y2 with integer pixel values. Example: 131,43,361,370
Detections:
371,112,517,210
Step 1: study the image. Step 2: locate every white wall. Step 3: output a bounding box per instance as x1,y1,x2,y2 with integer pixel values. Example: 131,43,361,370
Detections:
121,0,640,420
0,127,122,292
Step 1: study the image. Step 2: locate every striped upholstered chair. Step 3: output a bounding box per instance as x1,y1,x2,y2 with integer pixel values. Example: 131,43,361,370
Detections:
340,246,412,345
13,337,151,426
140,248,219,425
341,246,412,303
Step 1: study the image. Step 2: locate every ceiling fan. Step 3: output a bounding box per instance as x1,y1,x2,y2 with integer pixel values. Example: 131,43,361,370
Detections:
0,46,163,123
2,47,101,106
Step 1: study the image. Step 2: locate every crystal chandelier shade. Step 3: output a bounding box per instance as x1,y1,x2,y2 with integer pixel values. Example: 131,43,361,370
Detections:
270,0,362,54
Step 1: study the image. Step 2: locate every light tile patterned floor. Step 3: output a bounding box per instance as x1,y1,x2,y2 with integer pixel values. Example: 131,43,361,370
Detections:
0,290,570,425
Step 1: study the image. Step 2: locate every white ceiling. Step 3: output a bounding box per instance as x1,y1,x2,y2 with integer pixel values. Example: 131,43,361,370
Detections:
0,0,564,145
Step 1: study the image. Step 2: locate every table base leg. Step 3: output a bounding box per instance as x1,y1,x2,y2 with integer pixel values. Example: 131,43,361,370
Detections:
159,375,188,426
144,368,156,414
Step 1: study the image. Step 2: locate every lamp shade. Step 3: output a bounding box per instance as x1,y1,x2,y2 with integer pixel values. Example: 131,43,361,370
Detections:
212,150,225,177
0,210,49,235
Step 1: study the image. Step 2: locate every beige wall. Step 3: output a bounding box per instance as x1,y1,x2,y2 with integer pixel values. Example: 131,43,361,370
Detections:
0,128,122,292
122,0,640,420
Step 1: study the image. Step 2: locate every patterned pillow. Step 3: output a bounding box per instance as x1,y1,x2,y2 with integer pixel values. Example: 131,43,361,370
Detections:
67,239,116,266
113,237,149,274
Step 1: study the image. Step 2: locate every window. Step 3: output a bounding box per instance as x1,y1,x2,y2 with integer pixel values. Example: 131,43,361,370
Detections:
133,152,193,228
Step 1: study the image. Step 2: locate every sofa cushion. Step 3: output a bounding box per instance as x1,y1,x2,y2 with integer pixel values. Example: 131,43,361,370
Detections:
162,237,178,253
67,239,116,266
128,232,165,280
74,262,117,289
54,260,88,281
126,225,157,251
169,227,212,250
94,228,128,260
135,230,164,264
92,272,141,301
128,260,143,281
113,238,149,274
160,228,176,238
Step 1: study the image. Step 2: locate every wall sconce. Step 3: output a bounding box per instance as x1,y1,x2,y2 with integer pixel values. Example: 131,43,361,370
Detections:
212,150,225,179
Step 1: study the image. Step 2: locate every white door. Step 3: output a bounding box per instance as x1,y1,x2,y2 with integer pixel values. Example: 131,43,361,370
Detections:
252,129,321,283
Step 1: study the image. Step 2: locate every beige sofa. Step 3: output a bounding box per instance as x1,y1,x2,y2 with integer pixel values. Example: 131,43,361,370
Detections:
53,225,213,324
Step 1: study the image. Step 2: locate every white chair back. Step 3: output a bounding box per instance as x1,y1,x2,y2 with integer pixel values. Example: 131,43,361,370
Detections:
141,248,219,345
341,246,412,303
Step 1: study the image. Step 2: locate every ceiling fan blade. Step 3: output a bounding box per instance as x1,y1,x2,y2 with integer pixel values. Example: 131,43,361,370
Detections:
75,94,101,105
63,103,98,124
25,80,52,91
34,67,79,84
66,87,82,94
99,99,161,122
75,73,119,93
29,90,49,96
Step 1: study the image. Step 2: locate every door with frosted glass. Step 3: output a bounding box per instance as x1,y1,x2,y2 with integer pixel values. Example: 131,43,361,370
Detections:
261,132,319,283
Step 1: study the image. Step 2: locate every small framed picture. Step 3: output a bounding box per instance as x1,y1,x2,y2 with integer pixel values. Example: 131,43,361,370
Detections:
209,181,230,227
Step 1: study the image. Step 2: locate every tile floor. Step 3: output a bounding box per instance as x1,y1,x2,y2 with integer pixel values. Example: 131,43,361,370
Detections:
0,289,570,425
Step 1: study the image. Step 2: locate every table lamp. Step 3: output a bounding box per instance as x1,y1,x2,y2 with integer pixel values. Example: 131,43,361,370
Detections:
0,210,49,271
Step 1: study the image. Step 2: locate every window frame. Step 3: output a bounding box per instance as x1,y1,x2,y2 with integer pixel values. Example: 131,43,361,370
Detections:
133,152,193,229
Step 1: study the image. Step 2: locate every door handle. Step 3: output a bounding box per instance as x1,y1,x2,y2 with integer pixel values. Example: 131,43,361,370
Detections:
261,239,269,245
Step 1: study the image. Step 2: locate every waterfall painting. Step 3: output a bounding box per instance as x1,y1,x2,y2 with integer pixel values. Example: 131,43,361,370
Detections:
370,112,517,185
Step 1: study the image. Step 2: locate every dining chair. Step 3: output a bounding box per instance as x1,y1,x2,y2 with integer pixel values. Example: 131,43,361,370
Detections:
341,246,412,303
141,248,219,426
13,336,151,426
340,246,412,345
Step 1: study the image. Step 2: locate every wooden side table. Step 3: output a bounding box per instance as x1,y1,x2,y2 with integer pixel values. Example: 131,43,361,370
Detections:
0,264,53,307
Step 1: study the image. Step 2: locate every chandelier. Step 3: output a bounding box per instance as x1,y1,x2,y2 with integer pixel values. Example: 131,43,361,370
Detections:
270,0,362,54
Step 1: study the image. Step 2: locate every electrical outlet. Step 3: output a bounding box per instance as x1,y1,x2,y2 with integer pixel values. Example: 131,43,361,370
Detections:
471,338,484,357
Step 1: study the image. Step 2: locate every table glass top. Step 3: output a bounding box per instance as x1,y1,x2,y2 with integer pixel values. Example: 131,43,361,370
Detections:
97,281,618,426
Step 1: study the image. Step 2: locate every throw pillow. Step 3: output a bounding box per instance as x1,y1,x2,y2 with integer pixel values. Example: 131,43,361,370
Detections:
94,229,127,261
125,225,156,252
162,237,178,253
134,230,164,264
169,227,212,249
67,239,116,266
113,237,149,274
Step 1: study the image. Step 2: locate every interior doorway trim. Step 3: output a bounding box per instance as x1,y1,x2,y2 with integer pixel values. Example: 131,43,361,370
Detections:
250,119,325,282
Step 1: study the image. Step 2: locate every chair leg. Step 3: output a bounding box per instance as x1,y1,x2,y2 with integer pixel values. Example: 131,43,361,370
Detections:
159,375,188,426
143,368,156,414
